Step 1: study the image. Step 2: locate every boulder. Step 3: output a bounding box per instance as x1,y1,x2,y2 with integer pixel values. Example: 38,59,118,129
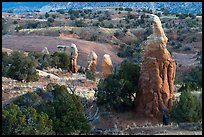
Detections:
86,50,98,72
101,54,113,79
134,14,176,121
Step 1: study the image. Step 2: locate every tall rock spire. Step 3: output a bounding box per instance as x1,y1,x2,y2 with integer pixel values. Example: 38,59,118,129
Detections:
135,14,176,121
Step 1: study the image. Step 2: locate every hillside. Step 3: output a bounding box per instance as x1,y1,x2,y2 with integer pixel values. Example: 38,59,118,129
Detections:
2,35,123,71
2,2,202,14
2,2,202,135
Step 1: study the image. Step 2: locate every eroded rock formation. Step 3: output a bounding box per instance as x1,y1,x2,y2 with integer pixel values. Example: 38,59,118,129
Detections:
86,51,98,72
101,54,113,79
135,14,176,121
70,43,79,73
42,47,49,54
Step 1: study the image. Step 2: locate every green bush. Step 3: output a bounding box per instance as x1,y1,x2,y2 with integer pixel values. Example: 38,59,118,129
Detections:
75,20,87,27
29,51,70,70
178,82,201,92
86,70,96,81
184,66,202,88
95,61,140,112
90,34,98,41
47,17,54,23
2,103,54,135
45,12,49,18
39,84,90,134
51,52,70,70
2,51,39,82
117,45,134,57
171,91,202,123
8,83,91,135
57,9,65,14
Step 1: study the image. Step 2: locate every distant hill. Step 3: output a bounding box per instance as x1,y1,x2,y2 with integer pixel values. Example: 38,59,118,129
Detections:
2,2,202,14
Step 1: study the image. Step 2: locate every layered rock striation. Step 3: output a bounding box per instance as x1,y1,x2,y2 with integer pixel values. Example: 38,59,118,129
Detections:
135,14,176,120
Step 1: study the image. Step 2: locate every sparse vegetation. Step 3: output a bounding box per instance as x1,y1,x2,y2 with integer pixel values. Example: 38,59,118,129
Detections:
2,51,39,82
74,19,88,27
2,103,54,135
2,3,203,135
3,83,91,135
183,66,202,88
95,61,140,112
85,70,96,81
171,91,202,123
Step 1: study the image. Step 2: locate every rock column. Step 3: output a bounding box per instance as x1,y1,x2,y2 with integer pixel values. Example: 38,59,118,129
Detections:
101,54,113,79
135,14,176,120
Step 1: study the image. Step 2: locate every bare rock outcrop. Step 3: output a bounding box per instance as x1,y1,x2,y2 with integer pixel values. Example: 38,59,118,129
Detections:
70,43,79,73
135,14,176,121
101,54,113,79
86,51,98,72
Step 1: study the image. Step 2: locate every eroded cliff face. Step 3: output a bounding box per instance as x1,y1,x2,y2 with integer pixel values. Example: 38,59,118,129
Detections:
135,14,176,120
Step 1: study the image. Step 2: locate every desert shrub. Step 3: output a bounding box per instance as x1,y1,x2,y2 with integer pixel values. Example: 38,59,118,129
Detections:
124,7,132,11
26,22,39,29
118,7,123,11
51,52,70,70
10,83,91,135
173,43,182,50
2,52,10,76
98,16,105,22
39,84,90,134
47,17,54,23
75,19,87,27
171,91,202,123
90,34,98,41
15,25,23,32
2,103,54,135
95,61,140,112
117,45,134,57
45,12,49,18
2,51,8,60
28,52,51,70
29,51,70,70
57,9,65,14
108,23,114,28
178,82,201,92
114,30,124,37
41,54,52,69
13,20,18,24
51,14,56,19
13,92,44,108
28,51,43,60
196,51,202,64
127,13,135,19
85,70,96,81
183,66,202,88
3,50,39,82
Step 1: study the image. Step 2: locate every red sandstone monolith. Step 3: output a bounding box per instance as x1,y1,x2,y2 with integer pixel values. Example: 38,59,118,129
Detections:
135,14,176,121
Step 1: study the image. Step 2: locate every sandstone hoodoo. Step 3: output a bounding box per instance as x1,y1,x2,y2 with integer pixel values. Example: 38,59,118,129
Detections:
86,51,98,72
42,47,49,55
135,14,176,121
70,43,79,73
101,54,113,79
